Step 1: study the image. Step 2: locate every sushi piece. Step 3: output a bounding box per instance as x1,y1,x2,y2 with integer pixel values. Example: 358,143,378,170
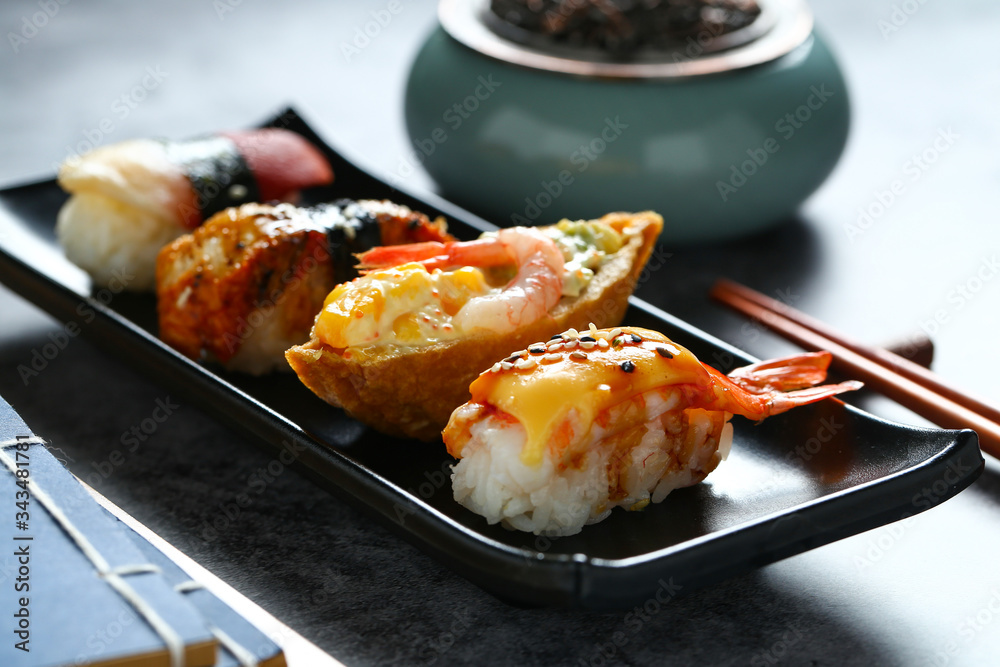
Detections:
443,326,862,536
56,128,334,291
156,199,451,375
285,212,663,440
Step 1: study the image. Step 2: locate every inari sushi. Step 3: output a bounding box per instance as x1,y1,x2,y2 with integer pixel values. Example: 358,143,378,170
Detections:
286,212,663,440
443,326,862,536
156,199,451,374
57,128,333,290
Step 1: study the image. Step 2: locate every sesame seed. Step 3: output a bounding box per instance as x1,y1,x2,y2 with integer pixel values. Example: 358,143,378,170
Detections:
620,360,636,373
656,347,674,359
629,333,642,343
528,346,546,355
579,341,596,350
550,334,563,340
547,341,564,352
597,339,609,349
542,353,562,363
500,361,514,370
570,351,587,361
564,340,578,350
609,328,622,338
566,328,580,339
588,323,598,335
491,362,501,373
504,353,523,363
514,357,536,370
580,336,596,342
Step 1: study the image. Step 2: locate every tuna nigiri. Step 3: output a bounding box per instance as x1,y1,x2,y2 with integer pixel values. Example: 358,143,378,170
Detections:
56,128,333,291
443,325,862,536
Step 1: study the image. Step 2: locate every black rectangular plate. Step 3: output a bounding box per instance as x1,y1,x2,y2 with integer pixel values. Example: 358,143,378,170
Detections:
0,108,984,609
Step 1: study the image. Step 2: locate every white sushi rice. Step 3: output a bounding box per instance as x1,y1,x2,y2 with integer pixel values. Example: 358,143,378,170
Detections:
451,396,734,536
56,191,185,291
223,305,302,375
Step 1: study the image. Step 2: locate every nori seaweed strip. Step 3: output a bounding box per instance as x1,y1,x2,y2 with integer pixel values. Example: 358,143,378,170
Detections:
324,200,382,285
167,136,261,222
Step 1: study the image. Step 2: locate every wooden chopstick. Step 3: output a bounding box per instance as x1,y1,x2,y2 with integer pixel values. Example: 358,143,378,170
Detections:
710,279,1000,459
713,278,1000,426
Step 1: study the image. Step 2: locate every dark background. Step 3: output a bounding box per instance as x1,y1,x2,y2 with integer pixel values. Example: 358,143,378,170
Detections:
1,1,999,665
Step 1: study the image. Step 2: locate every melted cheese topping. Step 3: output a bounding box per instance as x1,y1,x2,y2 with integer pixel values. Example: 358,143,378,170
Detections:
468,328,711,466
314,263,495,348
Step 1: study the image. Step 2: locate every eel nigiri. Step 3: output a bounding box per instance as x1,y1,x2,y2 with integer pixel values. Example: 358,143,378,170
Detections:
156,199,451,375
57,128,333,291
443,325,862,536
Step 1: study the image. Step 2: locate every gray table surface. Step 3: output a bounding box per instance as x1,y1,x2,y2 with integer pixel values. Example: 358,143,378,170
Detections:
2,1,999,665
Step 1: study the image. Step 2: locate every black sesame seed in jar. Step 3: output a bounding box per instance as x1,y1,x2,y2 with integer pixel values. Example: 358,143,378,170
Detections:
488,0,762,59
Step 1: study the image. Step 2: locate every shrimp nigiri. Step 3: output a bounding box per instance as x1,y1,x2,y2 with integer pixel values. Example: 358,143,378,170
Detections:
57,128,333,291
444,325,862,536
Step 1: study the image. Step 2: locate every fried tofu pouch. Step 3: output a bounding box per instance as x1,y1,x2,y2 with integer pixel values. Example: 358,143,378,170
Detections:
285,212,663,440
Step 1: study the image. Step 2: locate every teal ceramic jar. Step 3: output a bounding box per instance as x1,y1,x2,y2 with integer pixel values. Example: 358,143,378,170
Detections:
404,0,849,243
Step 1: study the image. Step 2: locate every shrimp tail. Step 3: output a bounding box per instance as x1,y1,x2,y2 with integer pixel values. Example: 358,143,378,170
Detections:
727,351,836,394
355,241,449,270
701,352,863,420
355,238,513,272
761,381,865,416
